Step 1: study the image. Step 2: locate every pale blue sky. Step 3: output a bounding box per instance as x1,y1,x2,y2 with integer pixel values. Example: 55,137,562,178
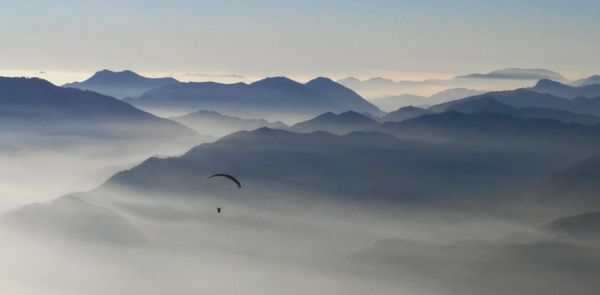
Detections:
1,0,599,83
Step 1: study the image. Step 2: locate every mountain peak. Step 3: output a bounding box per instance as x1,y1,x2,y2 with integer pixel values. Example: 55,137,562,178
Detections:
63,70,179,99
251,76,301,87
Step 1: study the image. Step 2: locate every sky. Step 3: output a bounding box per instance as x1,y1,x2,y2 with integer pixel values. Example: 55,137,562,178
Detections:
1,0,600,84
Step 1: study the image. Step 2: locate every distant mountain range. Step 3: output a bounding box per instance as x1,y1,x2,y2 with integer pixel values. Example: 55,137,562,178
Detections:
444,96,600,125
124,76,383,119
572,75,600,87
373,88,484,111
171,110,288,137
64,69,179,99
0,77,201,148
457,68,567,81
429,89,600,116
530,79,600,99
290,111,378,134
338,68,568,98
380,111,600,154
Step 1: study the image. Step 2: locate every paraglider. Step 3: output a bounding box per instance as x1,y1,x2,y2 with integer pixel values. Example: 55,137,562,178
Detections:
207,173,242,189
207,173,241,215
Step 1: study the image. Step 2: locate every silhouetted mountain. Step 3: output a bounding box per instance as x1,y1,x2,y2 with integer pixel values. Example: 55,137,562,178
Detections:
64,69,179,99
171,110,288,137
572,75,600,87
99,128,566,205
530,79,600,99
445,96,600,124
430,89,600,116
291,111,378,134
372,88,484,112
2,195,147,245
339,69,565,99
0,77,199,147
380,106,433,122
445,97,520,115
124,76,382,119
544,211,600,242
458,68,567,81
380,111,600,153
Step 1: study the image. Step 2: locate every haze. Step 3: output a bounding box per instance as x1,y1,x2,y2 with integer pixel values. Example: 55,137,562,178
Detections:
2,1,600,294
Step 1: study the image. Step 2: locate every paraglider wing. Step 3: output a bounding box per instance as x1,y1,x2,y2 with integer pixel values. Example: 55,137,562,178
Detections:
208,173,242,189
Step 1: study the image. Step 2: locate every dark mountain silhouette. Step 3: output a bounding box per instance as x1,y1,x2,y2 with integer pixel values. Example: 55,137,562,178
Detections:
458,68,567,81
291,111,378,134
445,96,520,115
99,128,566,205
0,77,199,146
2,195,147,245
445,96,600,125
380,106,433,122
64,69,179,99
171,110,288,137
430,89,600,116
544,211,600,242
531,79,600,99
124,76,382,118
380,111,600,154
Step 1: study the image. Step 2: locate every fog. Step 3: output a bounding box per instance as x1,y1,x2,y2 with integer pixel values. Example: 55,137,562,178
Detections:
1,121,599,294
2,162,599,295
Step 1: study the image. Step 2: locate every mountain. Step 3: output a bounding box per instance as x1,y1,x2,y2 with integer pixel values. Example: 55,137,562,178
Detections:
124,76,383,119
380,106,433,123
429,89,600,116
380,111,600,154
291,111,378,134
445,96,520,115
457,68,567,82
572,75,600,87
63,69,179,99
372,88,484,112
0,77,200,148
530,79,600,99
544,211,600,242
98,128,568,206
2,195,147,245
338,68,563,99
171,110,288,137
444,96,600,125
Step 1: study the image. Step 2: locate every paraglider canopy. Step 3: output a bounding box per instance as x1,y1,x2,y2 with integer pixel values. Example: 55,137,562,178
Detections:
207,173,242,189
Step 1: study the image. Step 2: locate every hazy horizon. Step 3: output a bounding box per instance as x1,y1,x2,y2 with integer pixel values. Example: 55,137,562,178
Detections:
2,0,600,86
2,1,600,294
